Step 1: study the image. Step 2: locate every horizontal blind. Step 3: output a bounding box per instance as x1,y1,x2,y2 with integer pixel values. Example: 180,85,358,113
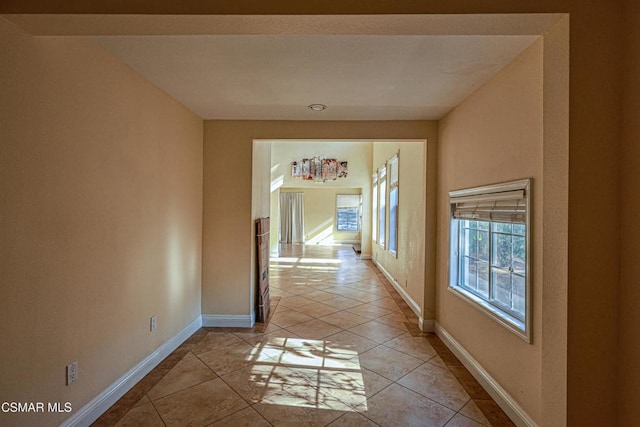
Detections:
450,188,527,224
337,194,360,208
389,154,399,186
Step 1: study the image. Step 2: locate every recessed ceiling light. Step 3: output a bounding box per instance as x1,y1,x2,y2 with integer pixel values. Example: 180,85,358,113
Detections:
308,104,327,111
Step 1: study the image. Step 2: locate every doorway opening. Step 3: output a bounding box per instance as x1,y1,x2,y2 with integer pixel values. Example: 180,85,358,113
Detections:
252,138,429,330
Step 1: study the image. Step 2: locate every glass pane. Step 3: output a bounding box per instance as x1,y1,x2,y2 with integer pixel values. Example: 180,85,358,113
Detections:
477,230,489,262
492,222,512,233
492,268,512,308
513,274,526,316
379,207,386,245
513,224,526,236
372,185,378,241
337,208,359,231
388,188,398,253
462,228,477,258
462,257,477,291
477,261,489,298
379,180,386,246
478,221,490,231
512,236,526,275
492,234,512,269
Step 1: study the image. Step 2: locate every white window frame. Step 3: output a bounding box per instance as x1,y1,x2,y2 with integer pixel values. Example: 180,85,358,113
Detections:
388,153,399,257
336,194,362,232
448,178,532,342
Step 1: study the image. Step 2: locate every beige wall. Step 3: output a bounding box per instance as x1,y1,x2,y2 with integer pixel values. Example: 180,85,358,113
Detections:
202,121,437,318
619,0,640,423
437,40,544,422
280,188,362,244
372,141,430,325
202,122,254,316
271,141,373,190
0,18,203,427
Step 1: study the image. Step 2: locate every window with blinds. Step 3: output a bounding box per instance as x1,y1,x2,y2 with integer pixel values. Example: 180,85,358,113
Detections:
449,179,531,342
336,194,362,232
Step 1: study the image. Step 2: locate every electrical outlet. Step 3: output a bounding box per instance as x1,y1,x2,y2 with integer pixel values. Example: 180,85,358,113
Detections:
66,361,77,385
150,315,157,332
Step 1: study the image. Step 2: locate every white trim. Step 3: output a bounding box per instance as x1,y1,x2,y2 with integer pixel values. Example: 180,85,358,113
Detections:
202,314,255,328
373,260,433,331
373,260,421,317
449,178,530,199
435,323,538,427
359,254,372,260
61,316,202,427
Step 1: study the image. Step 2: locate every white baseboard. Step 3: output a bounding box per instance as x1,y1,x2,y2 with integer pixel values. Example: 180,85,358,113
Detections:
360,254,372,260
372,260,435,333
373,260,422,317
202,313,255,328
435,323,537,427
61,316,202,427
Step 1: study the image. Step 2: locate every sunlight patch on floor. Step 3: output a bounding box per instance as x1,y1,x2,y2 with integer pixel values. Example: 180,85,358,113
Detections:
271,256,342,265
299,258,342,264
244,337,367,411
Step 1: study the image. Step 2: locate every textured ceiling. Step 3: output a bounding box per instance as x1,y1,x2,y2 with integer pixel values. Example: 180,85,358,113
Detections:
93,34,537,120
6,14,557,120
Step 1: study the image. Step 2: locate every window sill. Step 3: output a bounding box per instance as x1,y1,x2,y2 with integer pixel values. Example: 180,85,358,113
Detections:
447,285,531,343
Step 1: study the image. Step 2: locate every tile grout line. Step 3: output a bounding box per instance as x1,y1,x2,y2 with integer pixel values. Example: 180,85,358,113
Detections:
147,396,168,427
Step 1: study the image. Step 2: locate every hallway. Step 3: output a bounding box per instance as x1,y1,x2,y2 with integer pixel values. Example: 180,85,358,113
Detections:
95,245,513,427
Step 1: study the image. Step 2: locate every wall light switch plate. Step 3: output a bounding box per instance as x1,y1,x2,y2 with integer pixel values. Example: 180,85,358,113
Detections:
150,315,157,332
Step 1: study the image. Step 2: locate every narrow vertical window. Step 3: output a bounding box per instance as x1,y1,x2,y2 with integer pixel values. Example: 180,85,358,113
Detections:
378,165,387,248
372,172,378,243
388,153,399,256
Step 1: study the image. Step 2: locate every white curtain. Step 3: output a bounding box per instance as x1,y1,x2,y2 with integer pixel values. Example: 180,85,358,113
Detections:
279,192,305,243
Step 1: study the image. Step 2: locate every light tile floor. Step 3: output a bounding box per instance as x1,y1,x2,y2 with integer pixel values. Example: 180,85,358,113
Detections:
95,244,514,427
